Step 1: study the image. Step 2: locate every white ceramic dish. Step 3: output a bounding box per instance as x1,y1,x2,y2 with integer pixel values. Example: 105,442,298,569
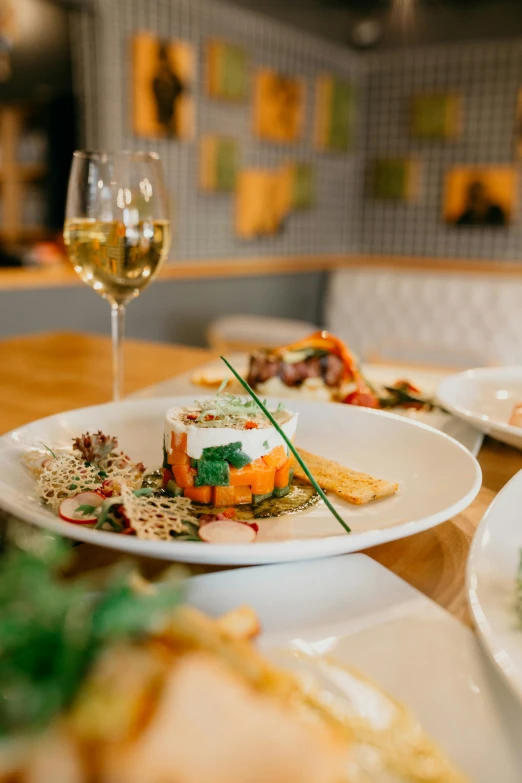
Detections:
186,555,522,782
133,357,484,456
468,468,522,704
0,396,481,566
437,367,522,450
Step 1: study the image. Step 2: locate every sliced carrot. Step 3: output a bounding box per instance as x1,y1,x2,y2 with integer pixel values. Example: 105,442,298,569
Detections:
170,431,188,453
234,485,252,505
222,507,236,518
167,450,190,467
184,485,212,504
229,465,256,486
213,485,236,506
262,445,288,471
244,421,258,429
162,467,174,486
274,460,291,489
251,458,275,495
173,465,197,488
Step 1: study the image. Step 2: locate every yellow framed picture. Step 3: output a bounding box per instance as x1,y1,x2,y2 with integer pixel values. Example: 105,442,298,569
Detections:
235,167,293,238
132,32,194,139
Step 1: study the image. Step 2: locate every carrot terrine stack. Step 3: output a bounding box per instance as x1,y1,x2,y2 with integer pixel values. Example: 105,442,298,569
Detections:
162,396,298,505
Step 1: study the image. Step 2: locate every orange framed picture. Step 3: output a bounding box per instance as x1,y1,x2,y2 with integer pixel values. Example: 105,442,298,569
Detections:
132,32,194,139
444,166,516,226
254,70,305,143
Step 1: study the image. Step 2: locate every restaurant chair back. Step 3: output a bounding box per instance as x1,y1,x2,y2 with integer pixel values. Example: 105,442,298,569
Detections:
366,339,495,369
326,267,522,366
207,315,318,354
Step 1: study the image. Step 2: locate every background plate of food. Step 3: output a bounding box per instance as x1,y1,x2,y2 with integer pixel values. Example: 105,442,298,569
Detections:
437,366,522,450
133,332,484,456
0,390,481,565
468,468,522,704
4,534,521,782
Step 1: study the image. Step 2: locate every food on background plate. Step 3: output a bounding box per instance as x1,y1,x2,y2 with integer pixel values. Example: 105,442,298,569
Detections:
0,531,469,783
247,330,437,410
193,331,437,411
294,448,398,505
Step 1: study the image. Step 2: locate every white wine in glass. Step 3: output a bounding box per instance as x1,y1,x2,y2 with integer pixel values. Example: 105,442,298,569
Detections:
64,151,171,400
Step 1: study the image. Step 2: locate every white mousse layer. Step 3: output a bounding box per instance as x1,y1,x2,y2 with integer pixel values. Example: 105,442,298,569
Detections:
164,408,298,461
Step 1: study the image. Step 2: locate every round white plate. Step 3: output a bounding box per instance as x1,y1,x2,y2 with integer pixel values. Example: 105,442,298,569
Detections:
437,367,522,450
468,468,522,703
0,396,481,565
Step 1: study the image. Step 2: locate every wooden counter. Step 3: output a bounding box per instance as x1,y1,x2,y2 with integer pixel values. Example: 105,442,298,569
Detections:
2,252,522,291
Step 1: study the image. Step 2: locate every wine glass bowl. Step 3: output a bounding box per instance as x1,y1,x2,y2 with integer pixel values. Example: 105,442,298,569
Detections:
64,150,171,399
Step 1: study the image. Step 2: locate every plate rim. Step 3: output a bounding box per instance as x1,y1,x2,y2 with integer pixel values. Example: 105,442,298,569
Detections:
467,467,522,704
437,366,522,439
0,395,482,565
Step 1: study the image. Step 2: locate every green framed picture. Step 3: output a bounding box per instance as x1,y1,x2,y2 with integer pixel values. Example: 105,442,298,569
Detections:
206,40,247,102
200,136,239,192
411,94,461,140
315,75,355,152
372,158,420,201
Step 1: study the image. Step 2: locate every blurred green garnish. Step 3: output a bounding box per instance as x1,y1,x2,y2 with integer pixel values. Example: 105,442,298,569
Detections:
0,532,182,737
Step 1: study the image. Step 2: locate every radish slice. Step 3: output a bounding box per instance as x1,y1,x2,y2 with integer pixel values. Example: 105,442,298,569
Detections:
59,491,105,524
198,520,256,544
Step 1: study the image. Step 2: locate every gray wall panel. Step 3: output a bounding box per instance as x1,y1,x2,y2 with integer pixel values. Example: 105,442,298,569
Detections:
0,273,324,346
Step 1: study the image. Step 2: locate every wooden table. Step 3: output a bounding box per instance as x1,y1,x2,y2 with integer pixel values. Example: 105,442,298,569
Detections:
2,331,521,627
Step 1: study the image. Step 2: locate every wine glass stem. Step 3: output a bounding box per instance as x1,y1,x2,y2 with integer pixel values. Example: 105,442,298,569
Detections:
110,302,126,401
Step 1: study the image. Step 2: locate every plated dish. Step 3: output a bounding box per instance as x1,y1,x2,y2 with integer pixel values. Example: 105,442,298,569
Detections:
437,366,522,450
0,394,481,565
0,532,473,783
25,392,398,546
468,468,522,704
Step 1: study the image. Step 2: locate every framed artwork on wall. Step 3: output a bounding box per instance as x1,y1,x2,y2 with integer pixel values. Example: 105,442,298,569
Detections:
235,167,293,238
200,136,239,192
291,162,315,209
411,93,461,140
254,70,305,143
132,32,194,139
515,88,522,159
206,40,247,101
444,166,516,226
315,75,355,152
372,158,420,202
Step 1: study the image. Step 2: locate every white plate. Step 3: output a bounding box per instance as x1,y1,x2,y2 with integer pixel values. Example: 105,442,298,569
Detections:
0,396,481,566
468,468,522,704
133,357,484,456
186,555,522,782
437,367,522,450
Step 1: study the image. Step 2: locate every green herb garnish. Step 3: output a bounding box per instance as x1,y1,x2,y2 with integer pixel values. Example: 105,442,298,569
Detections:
39,442,57,459
0,533,183,736
220,356,351,534
216,377,228,396
77,504,97,516
263,440,269,449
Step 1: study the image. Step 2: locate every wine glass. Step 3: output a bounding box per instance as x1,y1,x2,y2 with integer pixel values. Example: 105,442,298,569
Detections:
63,150,171,400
